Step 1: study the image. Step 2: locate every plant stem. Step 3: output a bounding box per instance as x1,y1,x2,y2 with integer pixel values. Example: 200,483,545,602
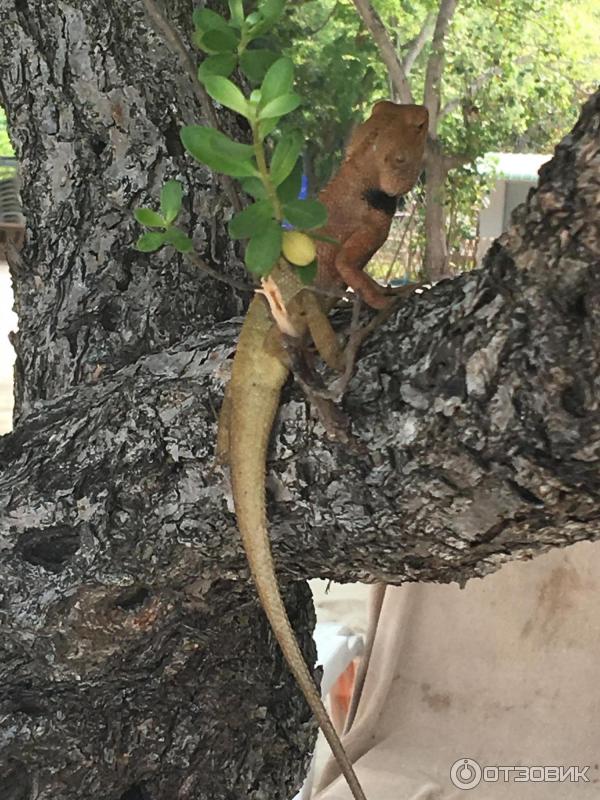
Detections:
251,122,283,220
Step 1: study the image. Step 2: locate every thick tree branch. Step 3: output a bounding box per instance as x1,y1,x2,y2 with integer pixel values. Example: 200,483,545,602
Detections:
402,10,436,75
440,65,503,119
3,87,600,598
423,0,458,130
439,56,531,119
442,151,471,171
352,0,414,104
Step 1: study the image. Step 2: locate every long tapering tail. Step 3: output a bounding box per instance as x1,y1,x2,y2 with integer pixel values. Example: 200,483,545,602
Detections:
230,377,367,800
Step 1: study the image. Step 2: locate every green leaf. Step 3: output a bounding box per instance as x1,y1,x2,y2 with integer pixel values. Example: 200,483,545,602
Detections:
164,228,193,253
295,259,318,286
136,232,166,252
193,8,231,34
258,116,281,140
134,208,166,228
181,126,258,178
197,27,239,55
228,0,244,26
160,180,183,224
246,14,269,37
198,53,237,80
202,75,249,117
260,57,294,108
229,199,275,239
259,93,301,120
247,0,286,35
260,0,286,22
270,130,303,187
186,127,254,160
239,49,279,83
276,159,303,203
283,199,328,230
240,177,268,199
245,220,282,275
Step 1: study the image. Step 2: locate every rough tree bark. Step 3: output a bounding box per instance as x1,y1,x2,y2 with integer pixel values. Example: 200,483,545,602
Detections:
0,2,599,800
0,0,246,420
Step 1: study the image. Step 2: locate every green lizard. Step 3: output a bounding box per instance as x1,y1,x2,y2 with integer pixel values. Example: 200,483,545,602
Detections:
219,101,429,800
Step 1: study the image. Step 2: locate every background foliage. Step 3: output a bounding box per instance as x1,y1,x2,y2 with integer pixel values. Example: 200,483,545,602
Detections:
274,0,600,275
2,0,600,275
0,108,14,158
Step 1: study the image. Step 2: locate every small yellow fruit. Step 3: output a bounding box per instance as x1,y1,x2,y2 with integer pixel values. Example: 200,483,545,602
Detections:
282,230,316,267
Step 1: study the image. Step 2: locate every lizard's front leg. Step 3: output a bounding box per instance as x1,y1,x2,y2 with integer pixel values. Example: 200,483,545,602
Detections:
262,290,346,373
334,227,395,310
301,291,346,372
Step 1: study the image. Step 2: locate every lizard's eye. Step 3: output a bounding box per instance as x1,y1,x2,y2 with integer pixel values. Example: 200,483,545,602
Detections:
416,121,426,132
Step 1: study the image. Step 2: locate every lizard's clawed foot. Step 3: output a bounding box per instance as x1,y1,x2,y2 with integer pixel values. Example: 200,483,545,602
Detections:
382,280,423,300
359,280,422,310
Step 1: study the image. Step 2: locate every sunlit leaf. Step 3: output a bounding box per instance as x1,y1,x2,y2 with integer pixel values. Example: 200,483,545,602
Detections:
160,180,183,224
136,232,166,252
134,208,166,228
260,57,294,107
228,0,244,26
181,126,258,177
164,228,193,253
202,75,249,117
259,93,301,120
260,0,286,22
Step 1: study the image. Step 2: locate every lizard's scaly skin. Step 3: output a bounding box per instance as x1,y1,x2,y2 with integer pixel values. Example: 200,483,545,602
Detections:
224,102,429,800
228,263,370,798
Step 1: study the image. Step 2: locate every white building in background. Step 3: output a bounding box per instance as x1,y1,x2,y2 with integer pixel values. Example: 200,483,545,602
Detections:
476,152,551,265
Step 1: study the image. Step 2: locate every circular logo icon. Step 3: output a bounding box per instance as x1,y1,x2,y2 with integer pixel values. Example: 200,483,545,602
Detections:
450,758,482,790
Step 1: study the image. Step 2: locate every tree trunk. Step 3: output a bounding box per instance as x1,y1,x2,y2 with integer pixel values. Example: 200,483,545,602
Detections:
1,1,599,797
423,140,450,281
0,0,246,421
0,3,314,799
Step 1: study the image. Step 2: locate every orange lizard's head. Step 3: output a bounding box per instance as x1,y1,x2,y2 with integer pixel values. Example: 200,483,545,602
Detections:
346,101,429,197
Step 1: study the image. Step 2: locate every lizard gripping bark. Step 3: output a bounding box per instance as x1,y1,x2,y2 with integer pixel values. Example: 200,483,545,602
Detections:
220,102,428,800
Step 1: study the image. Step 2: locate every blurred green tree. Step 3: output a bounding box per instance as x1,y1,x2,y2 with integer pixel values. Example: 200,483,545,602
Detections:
279,0,600,279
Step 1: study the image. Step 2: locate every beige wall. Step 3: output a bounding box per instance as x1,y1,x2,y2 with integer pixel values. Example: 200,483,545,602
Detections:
477,178,538,266
476,179,506,265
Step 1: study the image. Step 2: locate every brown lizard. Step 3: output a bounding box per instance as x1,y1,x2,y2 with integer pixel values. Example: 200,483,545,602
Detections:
218,101,428,800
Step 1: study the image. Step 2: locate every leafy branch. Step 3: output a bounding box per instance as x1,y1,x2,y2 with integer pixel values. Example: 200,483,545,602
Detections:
135,0,331,287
